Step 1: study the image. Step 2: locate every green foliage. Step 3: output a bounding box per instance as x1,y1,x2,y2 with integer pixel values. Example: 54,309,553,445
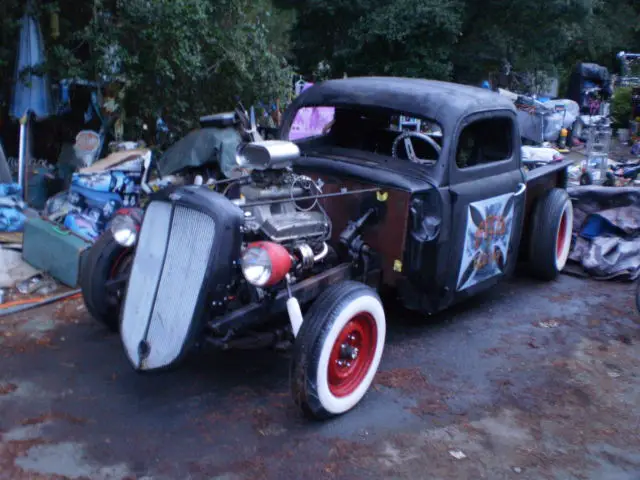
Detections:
290,0,463,80
611,87,633,128
1,0,293,138
290,0,640,88
99,0,293,135
455,0,595,81
0,0,24,111
341,0,464,79
2,0,640,140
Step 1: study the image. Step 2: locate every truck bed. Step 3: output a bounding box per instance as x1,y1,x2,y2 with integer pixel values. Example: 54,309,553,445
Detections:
524,158,573,185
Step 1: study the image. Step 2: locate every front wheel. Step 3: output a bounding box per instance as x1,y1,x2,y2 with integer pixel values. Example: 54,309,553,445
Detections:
290,281,386,419
80,229,133,332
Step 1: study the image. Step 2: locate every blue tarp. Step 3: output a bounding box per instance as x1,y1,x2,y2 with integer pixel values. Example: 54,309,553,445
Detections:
0,184,27,232
10,3,53,121
579,214,624,240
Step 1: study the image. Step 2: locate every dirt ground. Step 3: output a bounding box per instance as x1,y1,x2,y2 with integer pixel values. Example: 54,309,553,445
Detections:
1,272,639,480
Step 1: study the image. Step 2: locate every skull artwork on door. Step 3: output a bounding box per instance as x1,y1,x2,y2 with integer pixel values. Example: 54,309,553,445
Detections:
456,192,516,291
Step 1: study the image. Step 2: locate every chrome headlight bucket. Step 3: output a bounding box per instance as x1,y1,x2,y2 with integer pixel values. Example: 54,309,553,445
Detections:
241,246,273,287
110,215,138,247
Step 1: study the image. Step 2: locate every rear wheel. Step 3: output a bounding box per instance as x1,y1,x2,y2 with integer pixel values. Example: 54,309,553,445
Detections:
529,188,574,281
80,229,132,332
290,281,386,419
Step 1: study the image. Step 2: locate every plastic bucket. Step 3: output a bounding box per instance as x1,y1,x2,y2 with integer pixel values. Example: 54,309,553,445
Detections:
74,130,100,166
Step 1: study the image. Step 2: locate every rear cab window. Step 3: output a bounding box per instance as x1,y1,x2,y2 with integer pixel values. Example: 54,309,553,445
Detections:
455,118,513,169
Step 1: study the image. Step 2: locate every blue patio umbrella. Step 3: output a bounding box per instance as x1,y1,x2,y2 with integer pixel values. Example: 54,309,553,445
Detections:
9,0,54,200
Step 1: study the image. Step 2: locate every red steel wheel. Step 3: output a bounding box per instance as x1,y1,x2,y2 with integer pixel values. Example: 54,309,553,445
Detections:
556,209,568,261
327,312,378,398
554,198,573,272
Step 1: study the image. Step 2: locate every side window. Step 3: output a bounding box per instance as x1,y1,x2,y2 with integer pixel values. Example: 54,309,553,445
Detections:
456,118,513,169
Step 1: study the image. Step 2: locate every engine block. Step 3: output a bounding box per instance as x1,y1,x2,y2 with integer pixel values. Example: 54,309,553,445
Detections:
240,179,329,243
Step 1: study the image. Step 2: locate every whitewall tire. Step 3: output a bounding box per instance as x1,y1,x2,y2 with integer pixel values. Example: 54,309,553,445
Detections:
554,198,574,272
529,188,574,280
290,281,386,419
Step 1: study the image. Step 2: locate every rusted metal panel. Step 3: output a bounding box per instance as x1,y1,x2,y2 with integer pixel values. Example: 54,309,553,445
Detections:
300,171,411,286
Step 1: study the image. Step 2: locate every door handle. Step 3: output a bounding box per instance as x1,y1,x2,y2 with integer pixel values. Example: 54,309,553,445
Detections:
514,183,526,197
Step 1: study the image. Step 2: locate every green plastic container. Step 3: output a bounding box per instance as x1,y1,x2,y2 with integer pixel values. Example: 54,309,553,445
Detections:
22,216,92,287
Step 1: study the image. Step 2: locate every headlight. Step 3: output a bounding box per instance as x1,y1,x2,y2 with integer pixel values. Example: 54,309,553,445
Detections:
240,241,292,287
110,215,138,247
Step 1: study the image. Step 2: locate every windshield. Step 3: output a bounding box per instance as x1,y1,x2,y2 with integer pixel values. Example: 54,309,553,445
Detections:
284,105,443,165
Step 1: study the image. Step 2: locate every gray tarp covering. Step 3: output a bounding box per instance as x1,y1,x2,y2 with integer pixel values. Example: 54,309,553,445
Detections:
568,186,640,281
157,127,242,179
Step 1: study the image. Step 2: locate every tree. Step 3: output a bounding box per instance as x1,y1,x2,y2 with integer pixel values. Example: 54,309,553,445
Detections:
288,0,640,90
2,0,294,140
289,0,464,81
3,0,640,146
452,0,619,86
77,0,294,136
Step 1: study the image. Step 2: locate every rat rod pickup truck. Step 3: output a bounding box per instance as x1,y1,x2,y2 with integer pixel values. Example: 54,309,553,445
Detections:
80,77,574,419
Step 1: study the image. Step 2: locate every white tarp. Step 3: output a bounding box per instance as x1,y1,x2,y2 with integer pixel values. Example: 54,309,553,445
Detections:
0,247,40,288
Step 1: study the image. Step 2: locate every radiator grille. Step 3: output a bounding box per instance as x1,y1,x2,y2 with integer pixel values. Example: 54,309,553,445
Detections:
120,201,216,370
121,201,172,367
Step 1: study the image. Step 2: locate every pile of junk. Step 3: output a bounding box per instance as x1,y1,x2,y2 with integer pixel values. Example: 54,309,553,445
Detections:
491,72,582,175
560,59,640,288
0,4,284,312
495,61,640,188
0,105,268,313
567,186,640,283
485,64,640,289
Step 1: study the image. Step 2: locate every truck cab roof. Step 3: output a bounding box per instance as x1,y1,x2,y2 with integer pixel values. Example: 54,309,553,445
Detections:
282,77,519,190
280,77,516,134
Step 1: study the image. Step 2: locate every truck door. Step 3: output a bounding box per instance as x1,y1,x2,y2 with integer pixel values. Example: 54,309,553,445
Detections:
447,111,526,300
